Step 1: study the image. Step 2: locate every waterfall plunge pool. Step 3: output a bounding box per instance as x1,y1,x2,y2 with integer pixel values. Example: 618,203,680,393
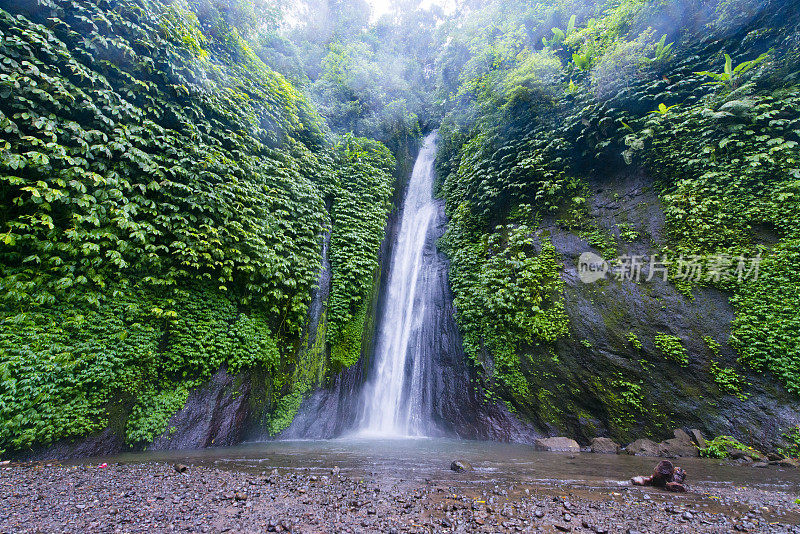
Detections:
69,437,800,497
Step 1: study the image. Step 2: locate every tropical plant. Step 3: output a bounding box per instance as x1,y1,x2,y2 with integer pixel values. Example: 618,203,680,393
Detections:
695,51,771,88
572,48,595,71
543,14,577,49
654,334,689,366
645,34,673,63
648,103,679,114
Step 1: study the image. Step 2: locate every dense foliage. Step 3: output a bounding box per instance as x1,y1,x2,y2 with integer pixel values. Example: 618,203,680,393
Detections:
326,135,394,370
433,0,800,437
0,0,393,452
3,0,800,452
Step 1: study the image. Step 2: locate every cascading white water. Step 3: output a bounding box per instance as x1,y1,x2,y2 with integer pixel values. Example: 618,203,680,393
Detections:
357,133,439,437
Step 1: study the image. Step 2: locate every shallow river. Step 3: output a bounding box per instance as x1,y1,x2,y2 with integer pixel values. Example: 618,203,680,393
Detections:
73,437,800,496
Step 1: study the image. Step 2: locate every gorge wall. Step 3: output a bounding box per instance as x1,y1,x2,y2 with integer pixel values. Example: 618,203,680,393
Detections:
4,0,800,460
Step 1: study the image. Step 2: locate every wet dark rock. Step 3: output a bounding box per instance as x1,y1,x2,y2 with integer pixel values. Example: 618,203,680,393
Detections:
590,437,620,454
535,437,580,453
731,448,766,462
770,458,799,468
731,450,755,462
450,460,473,472
752,462,769,468
151,367,252,451
767,452,785,461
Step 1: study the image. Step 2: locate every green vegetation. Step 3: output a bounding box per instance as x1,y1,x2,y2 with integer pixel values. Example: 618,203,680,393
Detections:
432,0,799,438
731,242,800,394
700,435,754,459
326,137,394,370
653,334,688,366
2,0,800,454
0,0,395,453
709,360,748,401
695,51,771,89
626,332,642,350
443,210,569,400
779,426,800,459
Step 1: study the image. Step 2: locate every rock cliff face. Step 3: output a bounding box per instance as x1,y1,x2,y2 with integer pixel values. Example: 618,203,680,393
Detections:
508,170,800,449
18,160,800,462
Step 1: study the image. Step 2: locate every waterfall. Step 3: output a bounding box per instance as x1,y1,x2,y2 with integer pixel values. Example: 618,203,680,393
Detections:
283,131,532,442
356,132,439,437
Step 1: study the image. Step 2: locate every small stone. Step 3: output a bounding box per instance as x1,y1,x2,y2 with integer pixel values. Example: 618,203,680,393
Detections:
173,464,188,474
554,524,571,532
682,511,693,520
234,492,247,501
331,466,340,476
535,510,545,518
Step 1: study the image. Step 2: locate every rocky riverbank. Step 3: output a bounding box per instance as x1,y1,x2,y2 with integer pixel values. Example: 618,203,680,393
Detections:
2,461,799,533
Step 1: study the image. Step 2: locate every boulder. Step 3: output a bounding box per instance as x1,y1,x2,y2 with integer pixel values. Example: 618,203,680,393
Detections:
534,437,580,453
590,437,620,454
450,460,473,472
729,448,765,462
625,439,660,457
688,429,706,449
656,429,699,458
769,458,799,468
